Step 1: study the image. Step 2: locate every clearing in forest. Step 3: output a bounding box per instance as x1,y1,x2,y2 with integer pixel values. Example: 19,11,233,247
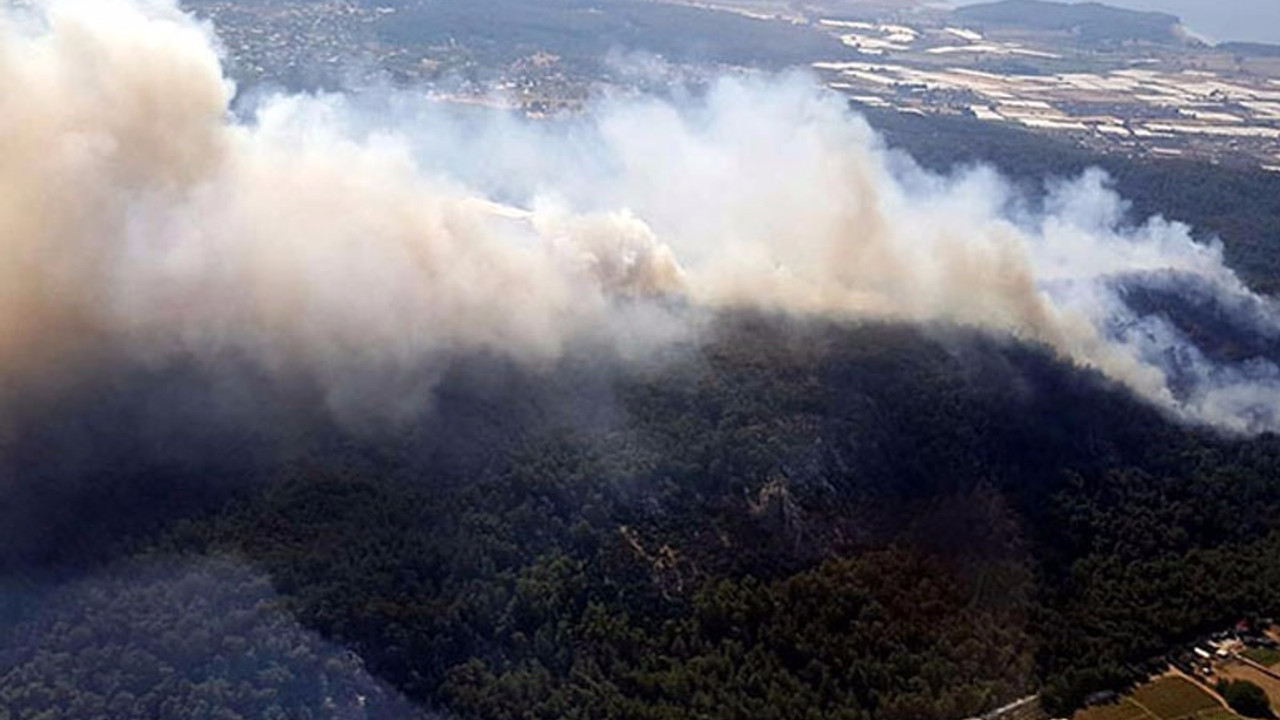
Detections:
1075,676,1236,720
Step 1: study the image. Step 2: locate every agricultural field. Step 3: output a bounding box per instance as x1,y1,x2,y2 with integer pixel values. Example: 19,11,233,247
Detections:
1242,647,1280,667
1076,700,1152,720
1195,712,1244,720
1076,676,1236,720
1133,678,1226,719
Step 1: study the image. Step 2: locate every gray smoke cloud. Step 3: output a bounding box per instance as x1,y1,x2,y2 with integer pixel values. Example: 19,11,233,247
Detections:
2,0,1279,433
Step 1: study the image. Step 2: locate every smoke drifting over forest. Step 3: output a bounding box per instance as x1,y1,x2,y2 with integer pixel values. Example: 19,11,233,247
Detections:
3,0,1280,433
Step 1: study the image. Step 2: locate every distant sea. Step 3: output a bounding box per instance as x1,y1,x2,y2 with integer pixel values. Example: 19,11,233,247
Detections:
952,0,1280,45
1107,0,1280,44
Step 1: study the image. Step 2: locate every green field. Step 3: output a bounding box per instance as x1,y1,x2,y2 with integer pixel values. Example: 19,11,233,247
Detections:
1076,677,1239,720
1243,647,1280,667
1076,700,1152,720
1132,678,1223,719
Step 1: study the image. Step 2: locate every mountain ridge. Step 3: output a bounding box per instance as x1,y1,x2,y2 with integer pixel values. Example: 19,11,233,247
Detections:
956,0,1190,45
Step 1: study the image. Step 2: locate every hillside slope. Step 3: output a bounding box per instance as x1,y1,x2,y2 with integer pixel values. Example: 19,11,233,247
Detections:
956,0,1187,45
4,315,1280,718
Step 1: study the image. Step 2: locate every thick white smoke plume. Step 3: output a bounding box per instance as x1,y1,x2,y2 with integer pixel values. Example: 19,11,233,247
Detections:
3,0,1279,432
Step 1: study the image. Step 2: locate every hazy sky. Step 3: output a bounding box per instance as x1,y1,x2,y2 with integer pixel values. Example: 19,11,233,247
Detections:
1076,0,1280,44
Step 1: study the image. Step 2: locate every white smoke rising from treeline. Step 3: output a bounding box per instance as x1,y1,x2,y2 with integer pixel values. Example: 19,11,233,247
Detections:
3,0,1279,432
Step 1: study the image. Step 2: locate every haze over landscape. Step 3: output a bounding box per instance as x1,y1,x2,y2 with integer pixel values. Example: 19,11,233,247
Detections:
4,0,1280,719
1088,0,1280,44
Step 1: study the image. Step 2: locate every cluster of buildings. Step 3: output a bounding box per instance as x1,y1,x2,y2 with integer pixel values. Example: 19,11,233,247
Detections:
188,0,592,114
186,0,1280,167
1169,621,1280,680
189,0,387,87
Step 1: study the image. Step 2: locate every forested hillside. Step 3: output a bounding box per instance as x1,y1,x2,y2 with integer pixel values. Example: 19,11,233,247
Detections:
955,0,1186,45
4,315,1280,719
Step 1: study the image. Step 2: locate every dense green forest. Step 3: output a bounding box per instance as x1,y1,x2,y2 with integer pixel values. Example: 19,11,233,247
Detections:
0,558,426,719
6,2,1280,718
7,17,1280,712
4,315,1280,718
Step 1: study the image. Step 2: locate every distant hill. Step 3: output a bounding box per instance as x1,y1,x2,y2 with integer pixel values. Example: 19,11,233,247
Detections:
1218,41,1280,58
8,312,1280,719
955,0,1187,45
